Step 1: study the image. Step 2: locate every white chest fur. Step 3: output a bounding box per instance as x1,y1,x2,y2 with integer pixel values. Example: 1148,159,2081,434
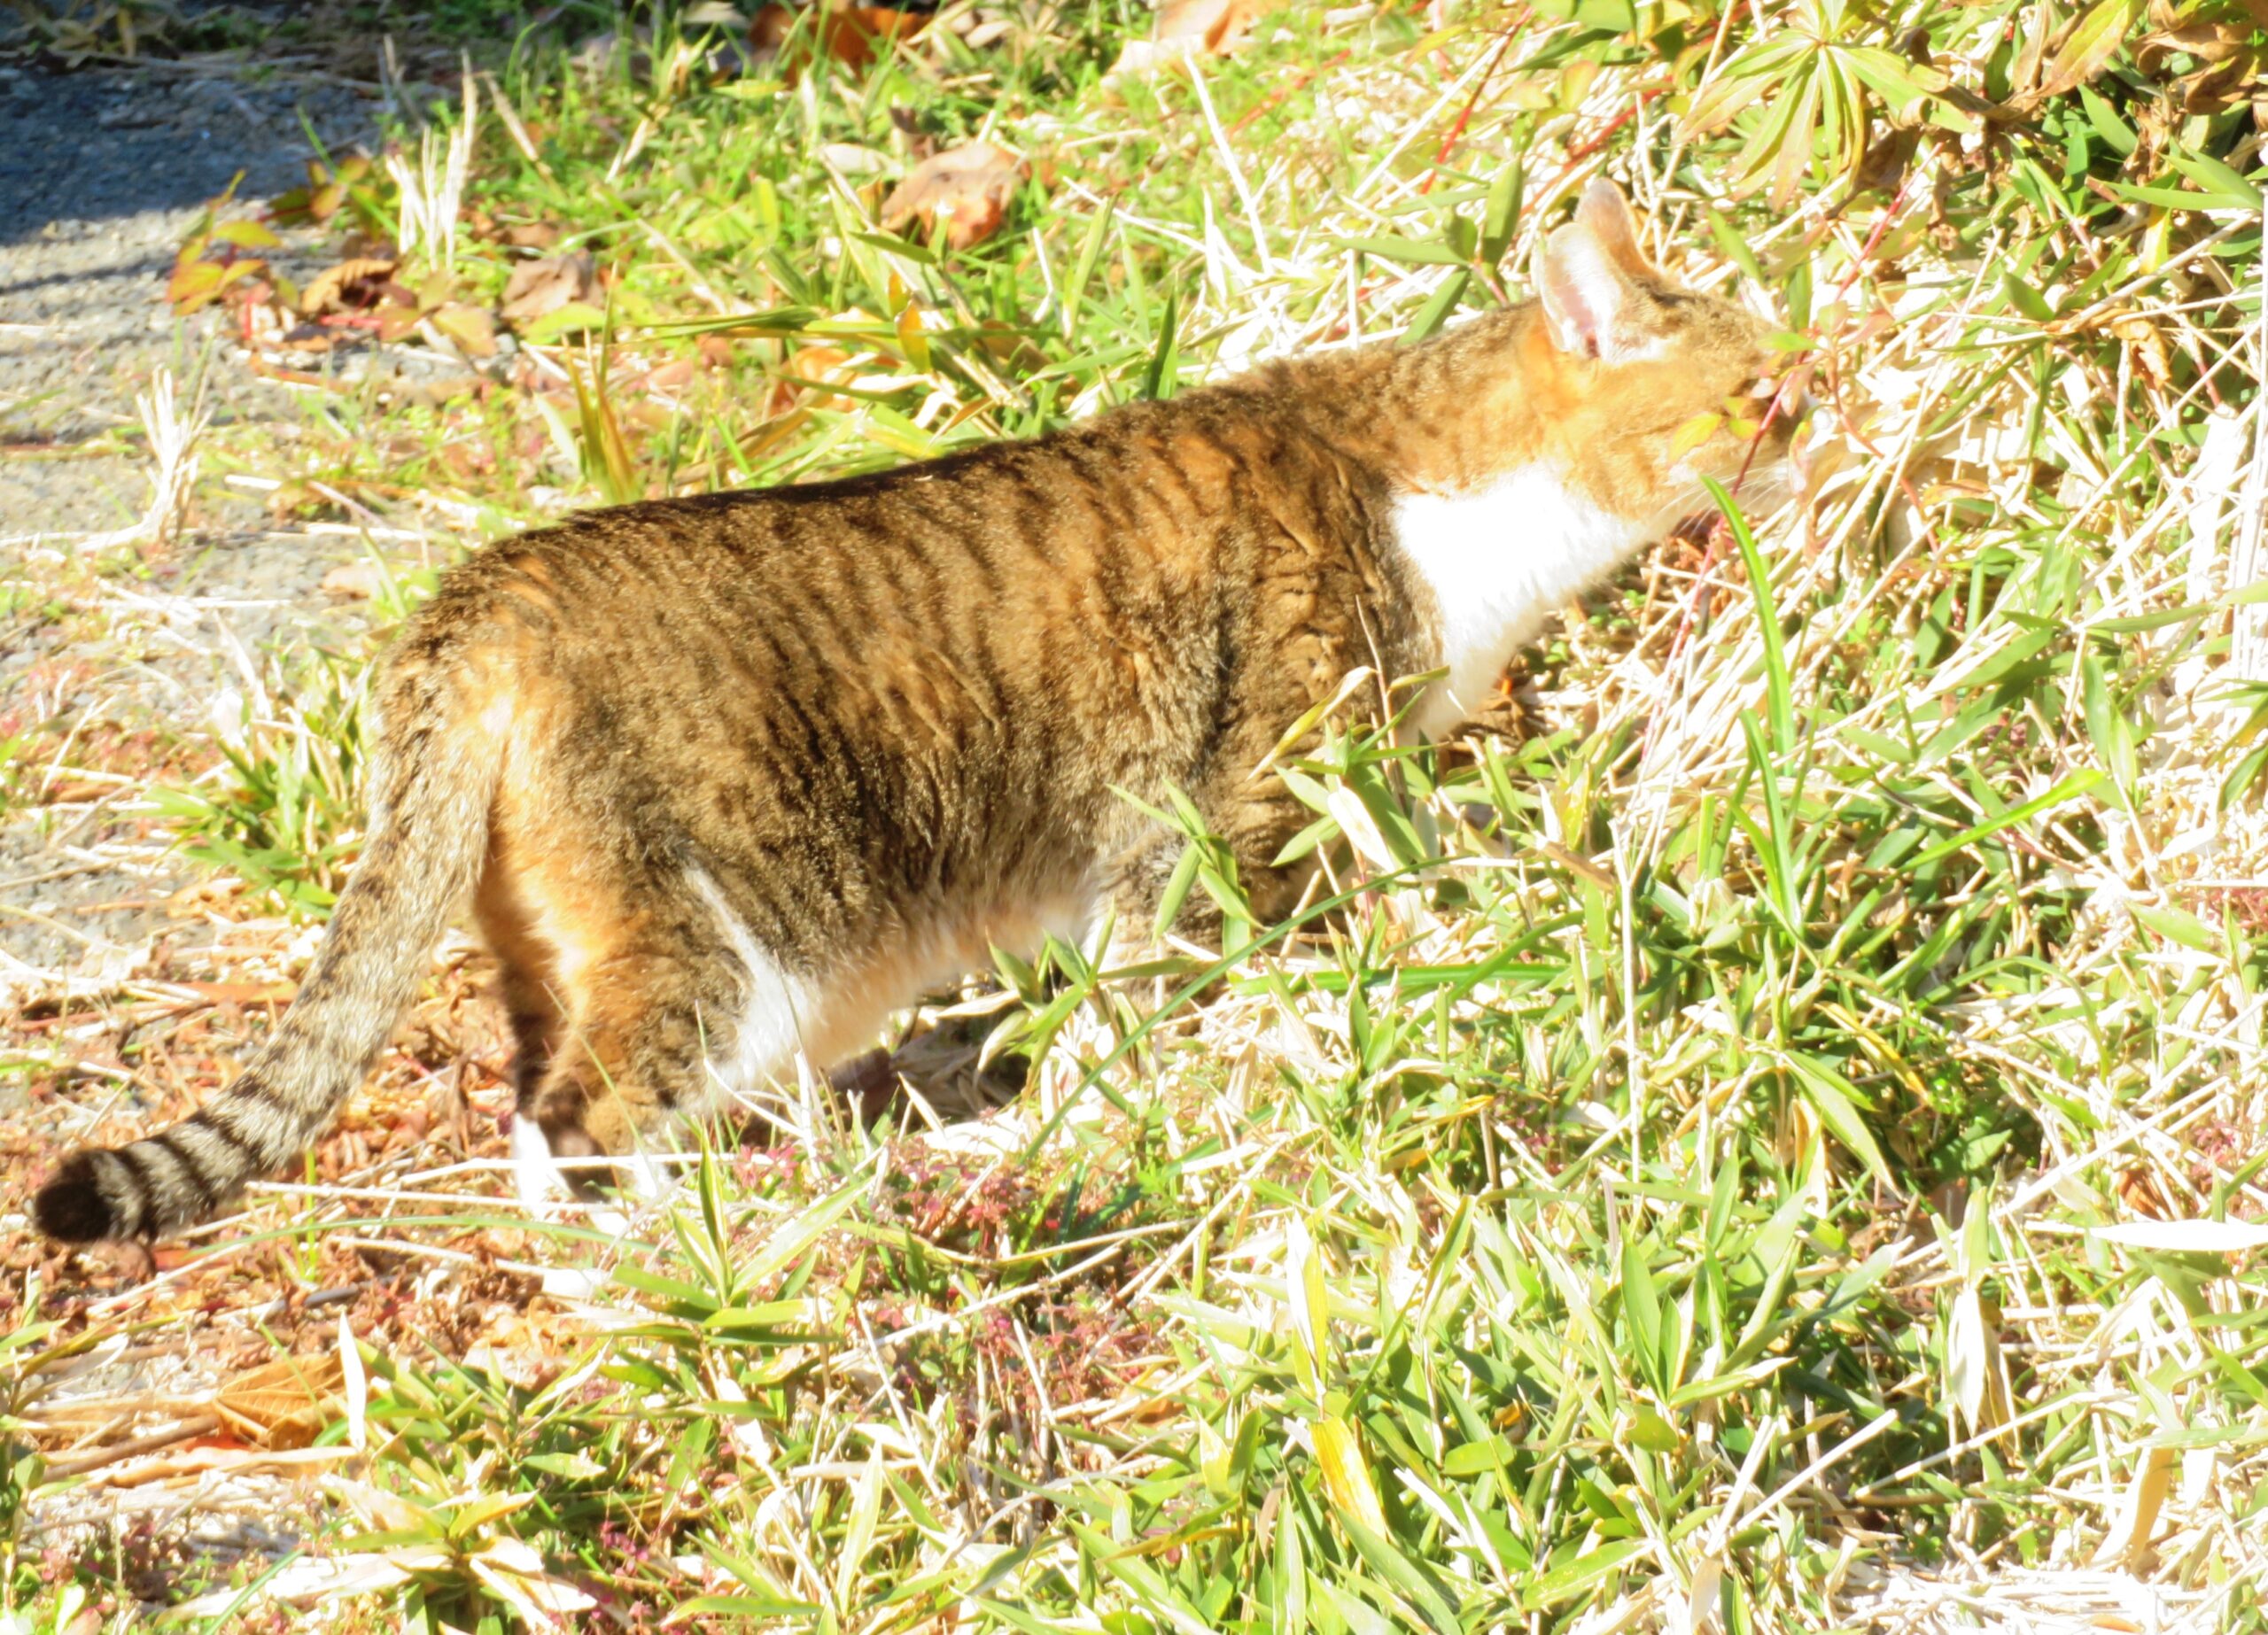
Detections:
1389,465,1655,737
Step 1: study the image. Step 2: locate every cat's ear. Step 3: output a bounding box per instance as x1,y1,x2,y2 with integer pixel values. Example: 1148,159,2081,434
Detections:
1573,177,1651,276
1534,214,1642,360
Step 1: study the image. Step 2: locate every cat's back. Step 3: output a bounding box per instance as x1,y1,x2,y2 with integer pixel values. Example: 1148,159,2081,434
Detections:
396,387,1372,703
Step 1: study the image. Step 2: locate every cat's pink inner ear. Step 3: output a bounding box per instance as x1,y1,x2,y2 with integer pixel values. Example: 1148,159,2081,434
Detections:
1535,224,1634,360
1573,178,1651,276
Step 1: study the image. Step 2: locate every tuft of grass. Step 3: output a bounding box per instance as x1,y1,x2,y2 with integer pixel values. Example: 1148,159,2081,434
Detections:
150,645,372,920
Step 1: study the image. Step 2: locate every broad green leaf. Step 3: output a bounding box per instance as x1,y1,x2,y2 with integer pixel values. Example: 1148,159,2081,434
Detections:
1908,771,2104,867
2128,902,2221,955
1621,1237,1666,1391
2167,148,2264,211
1313,1414,1387,1534
2039,0,2147,98
1521,1538,1649,1610
1783,1050,1893,1187
1340,1511,1463,1635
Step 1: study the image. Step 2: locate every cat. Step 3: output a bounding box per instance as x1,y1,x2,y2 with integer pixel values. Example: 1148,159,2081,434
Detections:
33,179,1798,1244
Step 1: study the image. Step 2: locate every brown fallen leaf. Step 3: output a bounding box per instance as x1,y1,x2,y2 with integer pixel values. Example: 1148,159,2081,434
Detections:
300,257,399,318
276,322,341,355
411,375,488,407
43,1414,220,1477
372,300,426,345
320,560,390,601
2108,312,2173,389
2118,1163,2173,1219
431,301,500,359
881,142,1028,252
83,1443,360,1492
1157,0,1293,50
164,879,240,916
214,1352,344,1450
265,478,339,521
750,4,926,74
1111,0,1291,74
478,218,563,251
766,344,855,414
183,980,299,1005
500,252,599,327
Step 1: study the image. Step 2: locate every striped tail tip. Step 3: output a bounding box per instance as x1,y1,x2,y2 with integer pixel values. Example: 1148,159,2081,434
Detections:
33,1152,120,1244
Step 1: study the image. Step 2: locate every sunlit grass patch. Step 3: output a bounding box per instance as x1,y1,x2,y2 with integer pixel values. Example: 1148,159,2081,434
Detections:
149,644,374,922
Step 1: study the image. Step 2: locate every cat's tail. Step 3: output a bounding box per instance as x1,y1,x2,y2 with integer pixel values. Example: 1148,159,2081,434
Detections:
33,639,506,1243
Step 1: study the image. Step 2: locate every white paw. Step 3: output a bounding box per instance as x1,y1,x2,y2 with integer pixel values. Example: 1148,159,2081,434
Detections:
620,1149,677,1202
510,1116,572,1209
510,1117,680,1237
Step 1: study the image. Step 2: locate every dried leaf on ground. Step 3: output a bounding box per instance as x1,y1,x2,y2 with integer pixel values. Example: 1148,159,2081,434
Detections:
168,255,262,314
276,323,341,354
500,252,598,327
468,213,563,252
214,1352,344,1449
299,258,399,318
431,302,500,359
1158,0,1293,50
881,143,1029,252
765,344,855,414
750,4,926,73
320,561,390,601
372,300,426,345
1111,0,1291,74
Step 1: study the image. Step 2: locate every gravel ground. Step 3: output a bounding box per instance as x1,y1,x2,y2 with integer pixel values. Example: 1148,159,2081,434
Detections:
0,53,373,438
1,49,384,986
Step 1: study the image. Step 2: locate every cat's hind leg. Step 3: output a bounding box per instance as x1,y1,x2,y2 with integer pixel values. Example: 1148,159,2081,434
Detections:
516,865,818,1209
471,855,566,1105
469,779,811,1209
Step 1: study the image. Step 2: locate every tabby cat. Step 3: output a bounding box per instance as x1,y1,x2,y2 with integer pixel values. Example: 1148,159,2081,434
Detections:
35,180,1798,1244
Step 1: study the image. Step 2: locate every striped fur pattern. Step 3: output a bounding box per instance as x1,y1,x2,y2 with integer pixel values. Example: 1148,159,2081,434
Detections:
34,181,1796,1244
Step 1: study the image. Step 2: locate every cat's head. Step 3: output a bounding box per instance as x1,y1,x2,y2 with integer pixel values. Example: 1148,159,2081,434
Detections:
1528,179,1805,526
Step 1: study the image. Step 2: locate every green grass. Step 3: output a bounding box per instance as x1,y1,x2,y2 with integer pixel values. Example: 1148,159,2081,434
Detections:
19,0,2268,1628
149,644,374,920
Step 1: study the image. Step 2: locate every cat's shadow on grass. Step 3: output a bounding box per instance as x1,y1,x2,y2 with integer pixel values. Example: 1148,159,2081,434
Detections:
819,1011,1031,1133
